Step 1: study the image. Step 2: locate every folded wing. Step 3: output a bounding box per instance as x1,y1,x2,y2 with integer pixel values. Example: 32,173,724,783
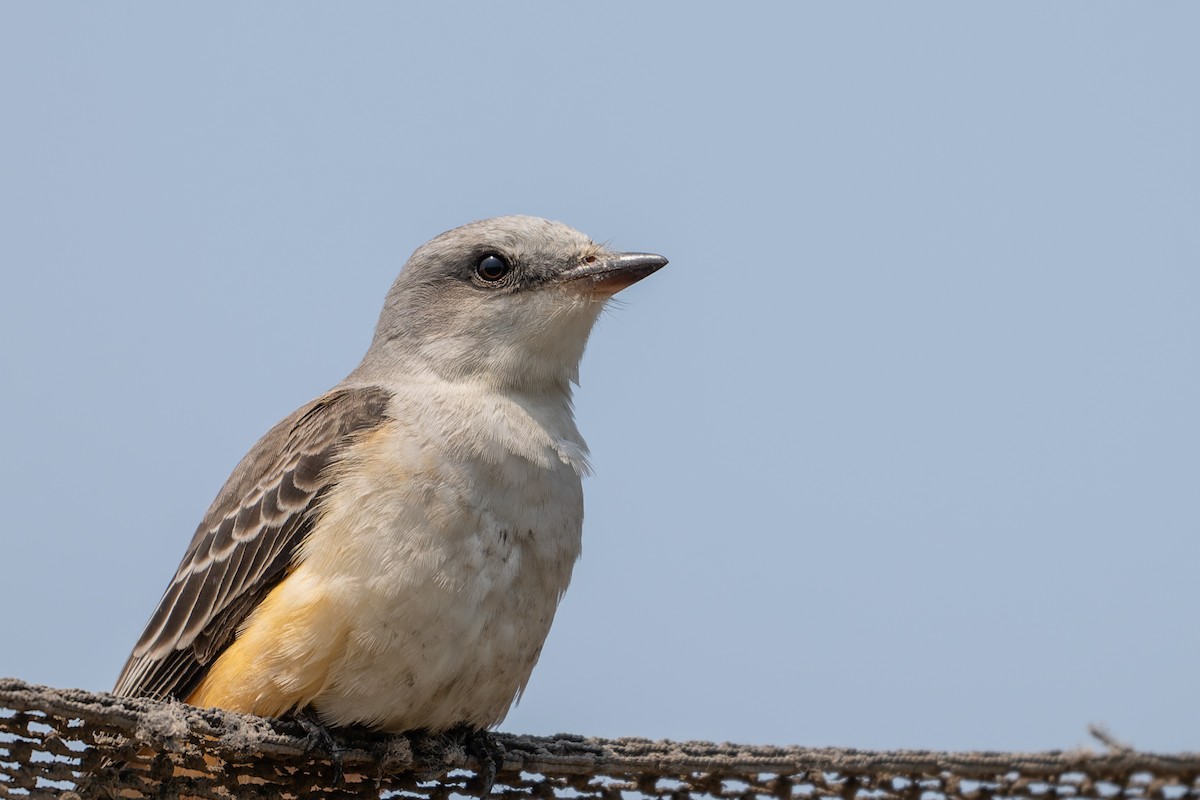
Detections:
113,386,391,701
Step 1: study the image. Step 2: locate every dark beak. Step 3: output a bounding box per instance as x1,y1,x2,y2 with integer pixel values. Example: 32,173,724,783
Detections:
556,252,669,296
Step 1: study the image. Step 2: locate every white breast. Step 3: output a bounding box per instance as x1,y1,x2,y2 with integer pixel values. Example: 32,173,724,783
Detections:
292,378,586,731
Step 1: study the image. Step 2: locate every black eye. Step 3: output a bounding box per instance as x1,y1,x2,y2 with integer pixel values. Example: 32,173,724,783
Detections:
476,254,510,283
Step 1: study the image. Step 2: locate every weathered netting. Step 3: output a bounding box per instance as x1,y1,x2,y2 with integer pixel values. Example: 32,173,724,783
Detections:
2,679,1198,800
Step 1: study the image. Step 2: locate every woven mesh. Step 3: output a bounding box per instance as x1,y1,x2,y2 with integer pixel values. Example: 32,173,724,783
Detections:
3,678,1198,800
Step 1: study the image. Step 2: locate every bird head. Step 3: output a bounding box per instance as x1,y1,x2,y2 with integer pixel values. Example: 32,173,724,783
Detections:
358,216,667,391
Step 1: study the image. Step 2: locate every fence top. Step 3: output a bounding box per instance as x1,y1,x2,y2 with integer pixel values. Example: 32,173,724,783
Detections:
2,678,1198,799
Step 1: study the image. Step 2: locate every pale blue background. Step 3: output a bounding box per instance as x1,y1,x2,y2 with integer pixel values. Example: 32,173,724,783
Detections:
2,4,1197,753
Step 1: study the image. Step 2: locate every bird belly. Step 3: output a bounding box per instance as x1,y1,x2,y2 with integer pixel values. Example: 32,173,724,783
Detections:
197,419,584,732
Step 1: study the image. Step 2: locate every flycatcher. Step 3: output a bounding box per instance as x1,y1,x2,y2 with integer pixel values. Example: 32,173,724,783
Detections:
113,216,667,737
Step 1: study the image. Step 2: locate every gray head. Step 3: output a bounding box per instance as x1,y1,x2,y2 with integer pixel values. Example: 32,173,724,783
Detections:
352,216,667,390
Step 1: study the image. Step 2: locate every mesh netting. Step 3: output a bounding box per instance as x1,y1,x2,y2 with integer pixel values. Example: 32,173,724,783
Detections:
2,678,1198,800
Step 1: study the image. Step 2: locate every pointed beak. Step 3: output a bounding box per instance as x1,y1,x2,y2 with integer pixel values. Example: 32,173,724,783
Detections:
555,252,669,296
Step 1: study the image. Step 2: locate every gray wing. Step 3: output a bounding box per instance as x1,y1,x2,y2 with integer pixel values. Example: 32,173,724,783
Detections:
113,386,391,700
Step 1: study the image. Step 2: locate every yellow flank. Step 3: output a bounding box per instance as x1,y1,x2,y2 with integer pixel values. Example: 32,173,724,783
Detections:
187,568,343,718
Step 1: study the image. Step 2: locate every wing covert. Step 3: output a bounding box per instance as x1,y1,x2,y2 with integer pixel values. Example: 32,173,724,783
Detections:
113,386,390,700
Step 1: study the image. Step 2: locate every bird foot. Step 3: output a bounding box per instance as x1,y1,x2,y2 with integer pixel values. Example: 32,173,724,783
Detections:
454,726,504,798
294,709,347,785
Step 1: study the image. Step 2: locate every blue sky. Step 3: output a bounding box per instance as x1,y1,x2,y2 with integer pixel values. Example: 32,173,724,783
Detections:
2,4,1197,753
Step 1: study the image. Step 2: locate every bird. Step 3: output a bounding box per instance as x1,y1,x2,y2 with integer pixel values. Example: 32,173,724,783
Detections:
112,216,666,744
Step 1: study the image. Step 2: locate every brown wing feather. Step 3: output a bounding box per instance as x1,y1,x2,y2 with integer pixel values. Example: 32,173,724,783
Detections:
113,386,391,700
